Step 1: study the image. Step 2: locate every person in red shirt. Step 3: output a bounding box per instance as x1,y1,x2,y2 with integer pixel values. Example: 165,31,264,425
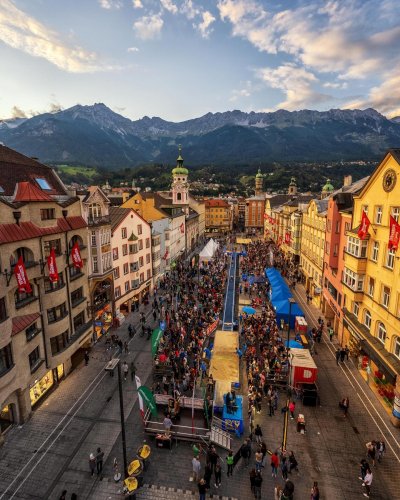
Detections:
270,451,279,478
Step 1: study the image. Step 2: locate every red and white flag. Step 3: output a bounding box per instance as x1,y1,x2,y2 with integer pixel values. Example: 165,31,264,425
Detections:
357,210,370,240
135,375,144,421
284,232,291,244
389,215,400,250
71,242,83,268
14,256,32,293
180,222,185,234
162,250,169,260
47,247,59,282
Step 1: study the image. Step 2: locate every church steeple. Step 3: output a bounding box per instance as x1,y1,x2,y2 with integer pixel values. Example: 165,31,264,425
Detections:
255,168,263,195
172,145,189,205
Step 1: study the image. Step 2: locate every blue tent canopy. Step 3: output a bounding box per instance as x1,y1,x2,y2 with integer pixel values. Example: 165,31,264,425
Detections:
273,300,305,328
271,288,292,303
285,340,303,349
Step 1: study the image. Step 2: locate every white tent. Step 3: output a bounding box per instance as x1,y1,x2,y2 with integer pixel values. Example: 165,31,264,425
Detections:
199,239,218,263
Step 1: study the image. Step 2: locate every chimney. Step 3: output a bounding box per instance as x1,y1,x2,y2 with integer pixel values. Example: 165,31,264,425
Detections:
343,175,352,187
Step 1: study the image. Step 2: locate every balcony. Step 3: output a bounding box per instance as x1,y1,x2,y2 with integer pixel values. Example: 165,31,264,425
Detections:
344,250,368,273
70,320,92,342
69,270,85,282
87,215,111,227
15,295,38,310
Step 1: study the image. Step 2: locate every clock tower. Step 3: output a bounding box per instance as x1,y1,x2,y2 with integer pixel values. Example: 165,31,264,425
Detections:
172,145,189,206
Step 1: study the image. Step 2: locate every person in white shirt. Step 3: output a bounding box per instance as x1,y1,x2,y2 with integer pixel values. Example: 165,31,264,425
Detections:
362,470,373,498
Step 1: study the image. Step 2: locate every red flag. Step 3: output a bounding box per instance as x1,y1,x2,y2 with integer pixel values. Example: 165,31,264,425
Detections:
71,242,83,268
47,247,59,282
357,210,370,240
285,232,291,244
263,213,267,219
180,223,185,234
389,215,400,250
162,250,169,260
14,256,32,293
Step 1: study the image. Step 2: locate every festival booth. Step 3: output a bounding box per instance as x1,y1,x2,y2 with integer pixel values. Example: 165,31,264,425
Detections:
209,331,243,435
199,239,219,264
289,348,318,406
273,300,305,329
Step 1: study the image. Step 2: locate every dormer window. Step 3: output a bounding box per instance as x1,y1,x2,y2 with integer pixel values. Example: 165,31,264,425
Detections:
35,178,51,190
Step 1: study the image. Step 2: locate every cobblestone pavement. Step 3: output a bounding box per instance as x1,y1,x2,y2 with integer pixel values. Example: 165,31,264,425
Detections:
0,261,399,500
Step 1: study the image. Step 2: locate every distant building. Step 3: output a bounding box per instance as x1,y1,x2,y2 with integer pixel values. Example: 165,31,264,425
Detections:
245,169,266,236
205,199,233,236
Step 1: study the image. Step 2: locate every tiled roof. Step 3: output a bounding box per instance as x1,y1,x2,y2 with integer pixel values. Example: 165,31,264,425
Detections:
14,182,53,202
205,199,229,208
269,194,293,208
0,145,67,196
0,216,87,244
12,313,40,336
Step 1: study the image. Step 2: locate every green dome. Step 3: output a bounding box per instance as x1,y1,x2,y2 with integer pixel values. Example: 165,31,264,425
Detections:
256,168,263,179
322,179,334,192
172,145,188,175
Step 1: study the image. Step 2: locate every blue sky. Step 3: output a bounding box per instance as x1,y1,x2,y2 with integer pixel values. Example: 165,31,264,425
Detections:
0,0,399,121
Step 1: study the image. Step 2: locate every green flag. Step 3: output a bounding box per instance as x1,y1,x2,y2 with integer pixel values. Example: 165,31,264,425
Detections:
138,386,157,417
151,327,163,357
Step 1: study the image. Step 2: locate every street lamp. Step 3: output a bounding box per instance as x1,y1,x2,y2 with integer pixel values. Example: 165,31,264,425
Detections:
105,358,128,479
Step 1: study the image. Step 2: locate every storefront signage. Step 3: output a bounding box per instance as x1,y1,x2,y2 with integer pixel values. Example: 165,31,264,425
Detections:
224,418,241,429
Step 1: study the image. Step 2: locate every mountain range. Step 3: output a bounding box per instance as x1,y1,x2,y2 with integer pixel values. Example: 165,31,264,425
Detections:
1,103,400,168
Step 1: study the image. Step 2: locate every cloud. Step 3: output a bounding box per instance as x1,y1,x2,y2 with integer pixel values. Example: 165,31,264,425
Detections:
160,0,178,14
323,81,348,89
230,81,253,102
127,46,140,52
9,102,63,119
99,0,122,9
0,0,108,72
133,13,164,40
11,106,27,119
196,11,215,38
257,64,332,110
132,0,143,8
181,0,198,20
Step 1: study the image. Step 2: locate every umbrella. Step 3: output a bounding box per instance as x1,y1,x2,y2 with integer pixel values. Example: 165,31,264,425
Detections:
285,340,303,349
242,306,256,315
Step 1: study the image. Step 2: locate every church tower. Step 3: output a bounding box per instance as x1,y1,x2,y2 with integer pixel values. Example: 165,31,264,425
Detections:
172,145,189,205
288,177,297,195
255,168,263,196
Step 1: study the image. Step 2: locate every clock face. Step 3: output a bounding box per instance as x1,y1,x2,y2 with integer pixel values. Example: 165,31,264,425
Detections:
383,169,397,192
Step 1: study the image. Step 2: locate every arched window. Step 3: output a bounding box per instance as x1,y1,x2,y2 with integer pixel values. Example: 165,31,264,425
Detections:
394,337,400,359
364,310,372,330
377,322,386,343
88,203,101,220
177,193,182,201
10,247,35,268
69,235,84,250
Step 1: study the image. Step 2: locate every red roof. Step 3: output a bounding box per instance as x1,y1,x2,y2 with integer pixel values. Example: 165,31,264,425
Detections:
205,199,229,208
14,182,52,202
12,313,40,336
0,216,87,244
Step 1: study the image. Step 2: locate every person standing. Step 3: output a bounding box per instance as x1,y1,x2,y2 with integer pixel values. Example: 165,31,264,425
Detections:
204,463,212,489
289,401,296,420
214,462,222,488
163,414,173,436
281,456,288,480
124,341,129,354
192,456,201,482
198,479,207,500
249,468,256,496
328,327,334,342
122,361,129,381
130,361,136,381
89,453,96,476
335,348,341,365
84,351,89,366
253,471,263,499
240,439,251,467
311,481,320,499
59,491,67,500
359,459,370,481
255,448,263,472
270,451,279,478
226,450,234,476
96,447,104,476
254,424,263,444
339,397,349,417
362,469,373,498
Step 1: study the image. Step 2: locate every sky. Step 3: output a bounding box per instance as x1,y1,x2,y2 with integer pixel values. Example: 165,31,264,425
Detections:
0,0,399,122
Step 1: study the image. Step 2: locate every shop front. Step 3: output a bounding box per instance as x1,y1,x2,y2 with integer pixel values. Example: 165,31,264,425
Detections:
0,403,15,434
91,279,113,339
344,316,400,416
30,370,54,407
94,303,113,339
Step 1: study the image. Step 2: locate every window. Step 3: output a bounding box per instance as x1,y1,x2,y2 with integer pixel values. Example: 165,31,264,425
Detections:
386,248,395,269
73,311,85,331
35,178,51,190
375,206,383,224
121,227,127,239
177,193,181,201
147,269,151,279
129,244,137,254
91,231,96,247
0,344,13,375
140,272,144,283
123,263,129,275
92,256,98,274
29,346,41,372
88,203,101,220
377,322,386,343
364,310,372,330
371,242,379,262
335,221,340,233
125,281,130,292
368,278,375,297
345,222,350,232
115,286,121,298
382,285,390,308
343,268,364,291
71,287,84,307
15,289,35,309
139,256,144,267
114,267,120,279
41,208,55,220
137,224,142,235
130,262,139,272
26,322,40,341
138,240,143,250
47,302,67,323
69,266,83,280
146,253,150,264
44,274,65,293
346,236,367,258
352,302,360,317
0,297,7,322
113,248,119,260
43,239,62,257
122,244,128,256
50,330,69,355
146,238,150,248
333,244,338,256
395,338,400,359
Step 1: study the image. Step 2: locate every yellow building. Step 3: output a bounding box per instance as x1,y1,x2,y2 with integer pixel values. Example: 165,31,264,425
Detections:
205,199,232,235
300,198,328,307
341,150,400,422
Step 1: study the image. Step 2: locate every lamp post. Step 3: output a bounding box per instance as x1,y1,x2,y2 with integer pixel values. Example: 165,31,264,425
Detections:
105,358,128,479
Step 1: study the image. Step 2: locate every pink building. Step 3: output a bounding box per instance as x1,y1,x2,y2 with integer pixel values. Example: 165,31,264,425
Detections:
322,177,368,340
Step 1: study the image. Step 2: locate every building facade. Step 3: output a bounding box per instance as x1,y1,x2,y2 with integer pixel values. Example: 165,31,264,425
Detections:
205,199,232,236
0,146,92,440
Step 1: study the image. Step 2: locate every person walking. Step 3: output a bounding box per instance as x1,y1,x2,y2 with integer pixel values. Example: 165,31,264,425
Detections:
311,481,320,499
255,448,263,472
226,450,234,476
240,439,251,467
214,462,222,488
253,471,263,499
192,456,201,482
130,361,136,381
359,459,370,481
366,441,376,466
96,447,104,476
328,327,334,342
376,439,386,463
249,468,256,496
59,491,67,500
339,396,349,417
198,478,207,500
84,351,89,366
281,456,288,480
122,361,129,381
204,463,212,489
335,348,341,365
289,401,296,420
89,453,96,476
288,451,298,473
254,424,263,444
124,341,129,354
270,451,279,478
362,469,373,498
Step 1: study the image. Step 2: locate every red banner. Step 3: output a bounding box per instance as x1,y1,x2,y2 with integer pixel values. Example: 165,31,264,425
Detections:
389,215,400,250
180,223,185,234
357,210,370,240
71,242,83,268
47,247,59,282
285,232,291,244
162,250,169,260
206,319,219,336
14,256,32,293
